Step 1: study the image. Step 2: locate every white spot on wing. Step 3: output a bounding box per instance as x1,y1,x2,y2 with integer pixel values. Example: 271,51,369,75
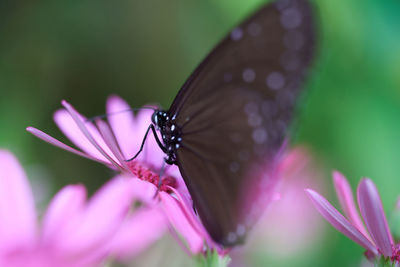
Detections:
231,27,243,41
248,113,263,127
281,8,302,29
242,68,256,83
236,224,246,236
275,0,291,11
244,102,258,115
266,72,285,90
252,128,268,144
229,161,240,173
227,232,237,243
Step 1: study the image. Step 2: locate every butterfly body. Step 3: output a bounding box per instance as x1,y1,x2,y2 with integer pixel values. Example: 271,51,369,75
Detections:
152,110,182,165
149,0,316,246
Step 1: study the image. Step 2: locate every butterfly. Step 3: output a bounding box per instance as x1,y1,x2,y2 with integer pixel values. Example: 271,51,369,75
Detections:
133,0,316,246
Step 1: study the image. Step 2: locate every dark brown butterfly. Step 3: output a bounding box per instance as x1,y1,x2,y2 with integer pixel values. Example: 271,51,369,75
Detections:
133,0,316,246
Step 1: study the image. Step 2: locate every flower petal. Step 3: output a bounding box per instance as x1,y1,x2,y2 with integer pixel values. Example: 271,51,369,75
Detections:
109,207,168,259
357,178,393,257
0,150,37,250
106,96,165,166
58,101,121,169
26,127,110,166
56,176,134,255
54,109,108,163
333,171,371,241
159,192,204,254
41,184,87,243
305,189,378,255
95,119,129,170
168,187,222,252
106,95,138,159
129,178,158,205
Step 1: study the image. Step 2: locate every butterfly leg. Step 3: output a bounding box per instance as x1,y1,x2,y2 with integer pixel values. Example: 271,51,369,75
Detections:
125,124,167,162
153,160,166,198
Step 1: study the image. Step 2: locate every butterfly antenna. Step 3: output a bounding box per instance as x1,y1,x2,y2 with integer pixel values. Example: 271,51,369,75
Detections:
85,106,156,123
125,124,167,162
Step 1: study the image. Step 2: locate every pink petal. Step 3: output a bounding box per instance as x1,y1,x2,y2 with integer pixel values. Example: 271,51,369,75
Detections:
357,178,393,257
165,165,188,196
129,178,158,205
41,184,87,243
159,192,204,254
95,119,129,171
26,127,110,166
305,189,378,255
58,101,121,169
106,96,164,166
54,109,107,163
168,187,208,238
333,171,371,241
0,150,37,250
168,187,222,251
109,207,168,259
56,176,134,255
128,107,164,167
136,110,165,167
106,95,138,159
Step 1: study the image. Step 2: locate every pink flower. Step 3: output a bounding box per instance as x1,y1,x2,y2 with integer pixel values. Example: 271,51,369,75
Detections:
306,171,400,263
0,149,168,266
231,147,325,265
27,96,222,254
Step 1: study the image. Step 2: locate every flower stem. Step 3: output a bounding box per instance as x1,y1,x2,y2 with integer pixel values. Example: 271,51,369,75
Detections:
195,250,231,267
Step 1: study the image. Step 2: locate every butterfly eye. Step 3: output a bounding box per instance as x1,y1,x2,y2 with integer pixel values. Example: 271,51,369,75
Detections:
151,111,158,125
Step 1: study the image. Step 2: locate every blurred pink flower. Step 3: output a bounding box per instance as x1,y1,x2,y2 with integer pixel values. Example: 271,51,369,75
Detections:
230,146,325,266
27,96,222,255
0,149,170,266
306,172,400,264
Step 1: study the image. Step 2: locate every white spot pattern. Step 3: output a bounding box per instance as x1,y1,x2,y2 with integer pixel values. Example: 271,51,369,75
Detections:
236,224,246,236
244,102,258,115
252,128,268,144
248,113,263,127
229,161,240,173
281,8,302,29
227,232,237,243
242,68,256,83
230,27,243,41
266,72,285,90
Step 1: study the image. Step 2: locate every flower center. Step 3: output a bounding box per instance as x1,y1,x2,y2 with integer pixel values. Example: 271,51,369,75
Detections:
391,244,400,263
126,161,177,192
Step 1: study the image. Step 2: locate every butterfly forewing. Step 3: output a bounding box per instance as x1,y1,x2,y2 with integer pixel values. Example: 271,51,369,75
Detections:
169,0,316,246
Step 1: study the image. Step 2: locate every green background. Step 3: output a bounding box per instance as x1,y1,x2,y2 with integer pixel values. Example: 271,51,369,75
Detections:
1,0,400,266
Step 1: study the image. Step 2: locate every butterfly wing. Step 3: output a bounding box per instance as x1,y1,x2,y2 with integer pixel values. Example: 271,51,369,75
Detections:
169,0,316,246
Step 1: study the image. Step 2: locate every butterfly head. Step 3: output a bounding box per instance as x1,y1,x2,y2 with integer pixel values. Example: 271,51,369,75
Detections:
151,110,168,130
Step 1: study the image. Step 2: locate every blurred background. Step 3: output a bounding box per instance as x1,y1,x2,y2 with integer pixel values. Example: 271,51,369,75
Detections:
1,0,400,266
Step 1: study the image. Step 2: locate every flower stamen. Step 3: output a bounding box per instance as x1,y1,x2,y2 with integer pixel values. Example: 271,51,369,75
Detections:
126,161,177,193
